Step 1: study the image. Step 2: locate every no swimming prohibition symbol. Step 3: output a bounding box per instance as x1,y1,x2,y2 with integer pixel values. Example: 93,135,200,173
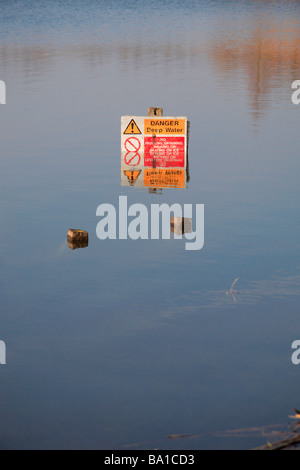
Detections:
124,137,141,153
124,137,141,166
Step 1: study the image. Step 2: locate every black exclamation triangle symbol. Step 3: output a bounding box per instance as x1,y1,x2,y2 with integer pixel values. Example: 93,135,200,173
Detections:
123,119,141,135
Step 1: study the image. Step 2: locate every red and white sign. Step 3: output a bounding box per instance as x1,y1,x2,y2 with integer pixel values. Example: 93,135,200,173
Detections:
144,136,185,167
123,137,142,166
121,116,187,169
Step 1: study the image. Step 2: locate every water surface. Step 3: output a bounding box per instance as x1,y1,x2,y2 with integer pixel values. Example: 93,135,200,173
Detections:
0,0,300,449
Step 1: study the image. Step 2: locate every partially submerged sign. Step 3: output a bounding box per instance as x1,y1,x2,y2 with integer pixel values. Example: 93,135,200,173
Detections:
122,169,143,187
144,168,186,189
121,116,188,168
121,166,187,189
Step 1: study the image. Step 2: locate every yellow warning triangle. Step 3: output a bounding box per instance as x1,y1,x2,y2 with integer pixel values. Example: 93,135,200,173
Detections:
124,170,141,186
123,119,142,135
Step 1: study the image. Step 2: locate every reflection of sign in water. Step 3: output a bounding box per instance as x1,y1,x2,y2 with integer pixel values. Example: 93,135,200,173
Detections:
144,169,186,188
123,170,141,186
121,116,187,168
124,151,141,166
121,166,144,187
121,167,186,189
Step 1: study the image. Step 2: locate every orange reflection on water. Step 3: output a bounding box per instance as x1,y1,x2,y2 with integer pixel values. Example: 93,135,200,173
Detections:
211,22,300,118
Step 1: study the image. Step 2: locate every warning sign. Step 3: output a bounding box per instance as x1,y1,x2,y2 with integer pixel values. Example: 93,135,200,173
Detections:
121,165,144,187
144,119,186,135
123,119,142,135
123,136,142,166
123,170,141,186
144,169,186,188
144,136,185,167
124,137,141,153
121,115,187,169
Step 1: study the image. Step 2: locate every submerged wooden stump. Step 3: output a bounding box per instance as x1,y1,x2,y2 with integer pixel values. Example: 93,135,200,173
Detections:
170,217,192,235
67,229,88,250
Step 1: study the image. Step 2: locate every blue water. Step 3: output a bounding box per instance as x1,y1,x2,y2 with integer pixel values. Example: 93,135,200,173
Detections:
0,0,300,449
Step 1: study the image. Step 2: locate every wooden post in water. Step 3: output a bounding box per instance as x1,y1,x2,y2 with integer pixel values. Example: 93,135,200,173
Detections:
148,107,163,116
67,229,89,250
148,109,189,154
146,107,190,186
147,108,163,193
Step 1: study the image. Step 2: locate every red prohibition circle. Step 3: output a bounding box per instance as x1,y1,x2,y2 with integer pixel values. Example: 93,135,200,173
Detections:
124,151,141,166
124,137,141,153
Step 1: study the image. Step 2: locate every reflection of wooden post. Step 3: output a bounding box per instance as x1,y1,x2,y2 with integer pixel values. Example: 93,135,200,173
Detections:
171,217,192,235
148,188,163,195
148,107,163,116
186,120,190,183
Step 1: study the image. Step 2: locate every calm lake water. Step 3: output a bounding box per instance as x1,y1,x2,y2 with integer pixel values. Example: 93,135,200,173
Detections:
0,0,300,450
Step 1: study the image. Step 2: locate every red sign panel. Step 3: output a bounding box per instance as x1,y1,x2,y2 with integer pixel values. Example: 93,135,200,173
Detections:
144,136,185,168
